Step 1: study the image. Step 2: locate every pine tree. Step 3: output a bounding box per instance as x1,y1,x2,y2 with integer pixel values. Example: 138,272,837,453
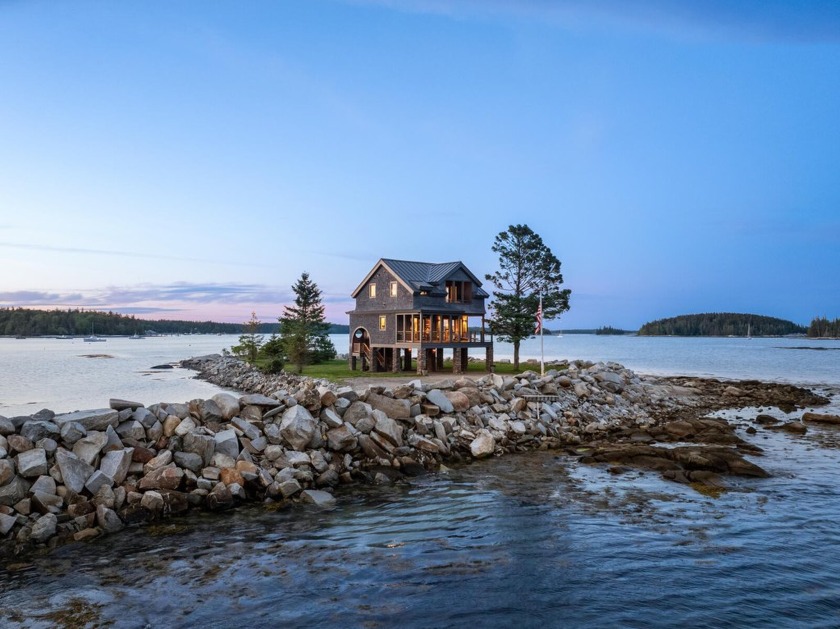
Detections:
485,224,571,369
231,311,263,363
278,272,336,373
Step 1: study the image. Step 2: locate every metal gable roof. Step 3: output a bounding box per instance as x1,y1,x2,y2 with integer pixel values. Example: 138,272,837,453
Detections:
381,258,489,297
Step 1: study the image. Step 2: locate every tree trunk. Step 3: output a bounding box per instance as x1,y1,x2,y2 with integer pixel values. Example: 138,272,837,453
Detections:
513,340,520,371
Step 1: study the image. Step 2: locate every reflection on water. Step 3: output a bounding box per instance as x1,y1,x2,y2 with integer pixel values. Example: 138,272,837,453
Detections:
4,413,840,628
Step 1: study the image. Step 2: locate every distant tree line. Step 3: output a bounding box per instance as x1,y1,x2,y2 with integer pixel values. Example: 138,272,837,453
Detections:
595,326,628,335
253,322,349,334
638,313,806,337
0,308,244,336
807,317,840,338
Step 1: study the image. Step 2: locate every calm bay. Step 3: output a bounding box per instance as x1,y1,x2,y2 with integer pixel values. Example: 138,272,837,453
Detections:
2,333,840,627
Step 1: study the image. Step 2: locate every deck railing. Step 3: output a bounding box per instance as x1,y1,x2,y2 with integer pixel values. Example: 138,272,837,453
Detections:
394,331,483,343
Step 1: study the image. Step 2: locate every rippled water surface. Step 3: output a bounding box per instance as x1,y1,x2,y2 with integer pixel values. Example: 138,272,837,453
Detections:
4,412,840,628
2,334,840,627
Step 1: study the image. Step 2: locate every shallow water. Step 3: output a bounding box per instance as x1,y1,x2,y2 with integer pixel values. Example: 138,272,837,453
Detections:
3,401,840,628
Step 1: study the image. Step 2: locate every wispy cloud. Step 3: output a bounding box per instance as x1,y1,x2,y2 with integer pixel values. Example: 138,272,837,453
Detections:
0,290,87,306
0,282,292,310
0,241,269,268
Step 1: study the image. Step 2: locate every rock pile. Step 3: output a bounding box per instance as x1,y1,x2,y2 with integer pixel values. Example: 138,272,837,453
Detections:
0,354,829,557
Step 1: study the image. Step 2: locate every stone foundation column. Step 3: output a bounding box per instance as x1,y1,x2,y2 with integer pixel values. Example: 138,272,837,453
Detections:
453,347,464,374
390,348,401,373
404,348,412,371
485,346,494,372
436,349,444,371
417,349,427,374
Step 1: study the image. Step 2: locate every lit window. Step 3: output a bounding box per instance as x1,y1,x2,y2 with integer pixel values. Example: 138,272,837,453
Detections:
390,281,398,297
379,316,387,330
369,284,376,298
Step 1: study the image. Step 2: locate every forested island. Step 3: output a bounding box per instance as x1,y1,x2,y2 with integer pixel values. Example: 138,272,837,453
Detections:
808,317,840,338
638,313,806,337
0,308,348,337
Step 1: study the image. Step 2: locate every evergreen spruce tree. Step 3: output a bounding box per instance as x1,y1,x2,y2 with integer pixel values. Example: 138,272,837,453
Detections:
231,311,263,364
278,272,336,373
485,224,571,370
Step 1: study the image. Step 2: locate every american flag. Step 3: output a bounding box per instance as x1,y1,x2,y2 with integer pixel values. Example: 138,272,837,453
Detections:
535,297,542,335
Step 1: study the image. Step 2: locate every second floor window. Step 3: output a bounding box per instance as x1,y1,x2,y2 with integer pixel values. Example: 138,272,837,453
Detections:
379,316,387,330
369,283,376,298
390,281,398,297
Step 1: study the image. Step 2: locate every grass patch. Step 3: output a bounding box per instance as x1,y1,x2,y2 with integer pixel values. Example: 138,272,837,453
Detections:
252,358,529,384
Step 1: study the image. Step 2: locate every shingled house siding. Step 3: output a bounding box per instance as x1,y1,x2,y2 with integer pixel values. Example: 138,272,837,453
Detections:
354,266,414,312
352,312,388,345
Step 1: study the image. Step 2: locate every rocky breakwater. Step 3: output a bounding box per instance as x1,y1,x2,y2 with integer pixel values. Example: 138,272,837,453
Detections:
0,354,828,558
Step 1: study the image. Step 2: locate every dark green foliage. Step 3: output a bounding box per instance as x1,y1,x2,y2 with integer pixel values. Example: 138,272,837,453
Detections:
807,317,840,338
0,307,242,336
278,272,336,373
638,313,806,337
485,224,571,369
262,356,286,374
230,311,263,363
595,326,628,335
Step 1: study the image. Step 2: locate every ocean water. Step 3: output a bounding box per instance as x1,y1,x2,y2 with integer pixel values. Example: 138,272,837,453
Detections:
0,335,240,417
2,333,838,417
2,334,840,627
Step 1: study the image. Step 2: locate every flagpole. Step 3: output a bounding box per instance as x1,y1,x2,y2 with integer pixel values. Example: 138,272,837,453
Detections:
539,292,544,377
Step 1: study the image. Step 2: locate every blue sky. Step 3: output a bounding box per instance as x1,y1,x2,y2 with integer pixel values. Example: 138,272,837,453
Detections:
1,0,838,329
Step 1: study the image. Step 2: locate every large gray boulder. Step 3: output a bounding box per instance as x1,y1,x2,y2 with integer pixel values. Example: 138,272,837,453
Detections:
470,430,496,458
174,451,204,473
183,432,215,466
0,416,15,436
54,409,119,432
214,429,240,459
96,504,124,533
85,470,114,495
132,407,158,429
30,513,57,543
191,398,223,423
232,417,261,441
280,405,317,451
300,489,336,508
212,393,241,420
0,459,15,486
326,424,358,452
0,512,17,535
99,448,134,485
59,421,87,446
373,412,403,448
16,448,48,477
425,389,454,414
73,431,108,465
0,475,30,506
342,401,373,426
115,420,146,442
55,449,95,493
239,393,282,408
20,420,60,443
365,391,411,420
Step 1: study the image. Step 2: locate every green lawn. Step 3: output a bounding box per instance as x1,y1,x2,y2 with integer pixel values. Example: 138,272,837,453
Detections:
267,358,526,383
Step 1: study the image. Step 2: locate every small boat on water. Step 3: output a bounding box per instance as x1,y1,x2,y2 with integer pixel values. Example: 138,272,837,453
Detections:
129,332,145,340
84,325,106,342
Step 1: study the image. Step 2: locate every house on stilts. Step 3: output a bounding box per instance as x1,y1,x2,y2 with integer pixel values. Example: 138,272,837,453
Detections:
347,258,494,374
